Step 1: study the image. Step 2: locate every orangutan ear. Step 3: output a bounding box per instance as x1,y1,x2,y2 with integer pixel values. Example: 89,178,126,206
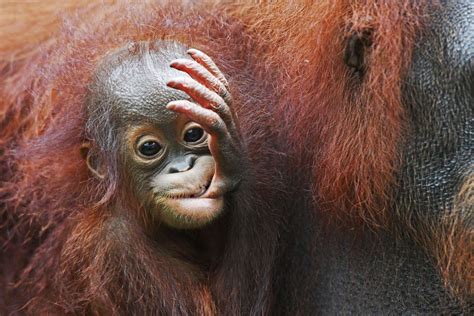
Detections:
80,142,106,180
344,30,372,77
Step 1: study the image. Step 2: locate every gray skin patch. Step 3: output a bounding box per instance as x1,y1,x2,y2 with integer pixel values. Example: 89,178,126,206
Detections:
397,0,473,219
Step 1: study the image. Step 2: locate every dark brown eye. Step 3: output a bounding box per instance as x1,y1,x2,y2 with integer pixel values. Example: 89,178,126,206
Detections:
184,127,205,143
138,140,162,157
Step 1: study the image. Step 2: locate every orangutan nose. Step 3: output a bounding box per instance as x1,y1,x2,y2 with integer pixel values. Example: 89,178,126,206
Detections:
167,154,198,173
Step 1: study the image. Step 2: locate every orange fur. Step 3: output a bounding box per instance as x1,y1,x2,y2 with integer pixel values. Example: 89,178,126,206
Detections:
1,0,427,226
1,0,471,311
420,174,473,302
0,1,88,68
225,0,426,226
1,1,282,314
226,1,473,301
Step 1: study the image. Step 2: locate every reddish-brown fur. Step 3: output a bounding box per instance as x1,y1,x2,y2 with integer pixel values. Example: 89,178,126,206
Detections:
0,0,471,313
225,0,426,226
226,0,474,299
415,174,473,302
0,1,284,314
225,0,473,301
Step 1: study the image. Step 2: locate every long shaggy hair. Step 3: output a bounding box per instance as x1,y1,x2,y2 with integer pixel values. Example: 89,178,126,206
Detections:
0,0,471,312
0,1,285,314
225,0,427,227
224,0,473,301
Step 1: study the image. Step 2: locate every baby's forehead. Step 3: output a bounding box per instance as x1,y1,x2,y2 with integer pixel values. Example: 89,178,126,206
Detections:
88,41,193,126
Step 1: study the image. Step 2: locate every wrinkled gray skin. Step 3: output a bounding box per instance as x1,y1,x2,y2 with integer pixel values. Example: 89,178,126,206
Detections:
274,1,473,314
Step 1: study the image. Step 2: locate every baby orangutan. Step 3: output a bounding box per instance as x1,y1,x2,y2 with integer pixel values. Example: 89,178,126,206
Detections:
85,40,243,229
7,39,273,315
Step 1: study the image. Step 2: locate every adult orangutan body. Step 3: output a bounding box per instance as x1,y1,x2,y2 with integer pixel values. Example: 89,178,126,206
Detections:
0,0,472,314
237,1,472,313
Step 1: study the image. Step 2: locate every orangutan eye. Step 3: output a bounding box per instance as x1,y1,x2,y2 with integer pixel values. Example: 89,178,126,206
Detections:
183,125,207,145
137,137,162,158
184,127,204,143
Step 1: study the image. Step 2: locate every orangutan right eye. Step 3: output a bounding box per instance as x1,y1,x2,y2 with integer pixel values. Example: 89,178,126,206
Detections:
136,137,163,158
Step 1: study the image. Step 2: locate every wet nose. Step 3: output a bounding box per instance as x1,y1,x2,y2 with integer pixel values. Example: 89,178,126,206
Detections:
167,155,198,173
